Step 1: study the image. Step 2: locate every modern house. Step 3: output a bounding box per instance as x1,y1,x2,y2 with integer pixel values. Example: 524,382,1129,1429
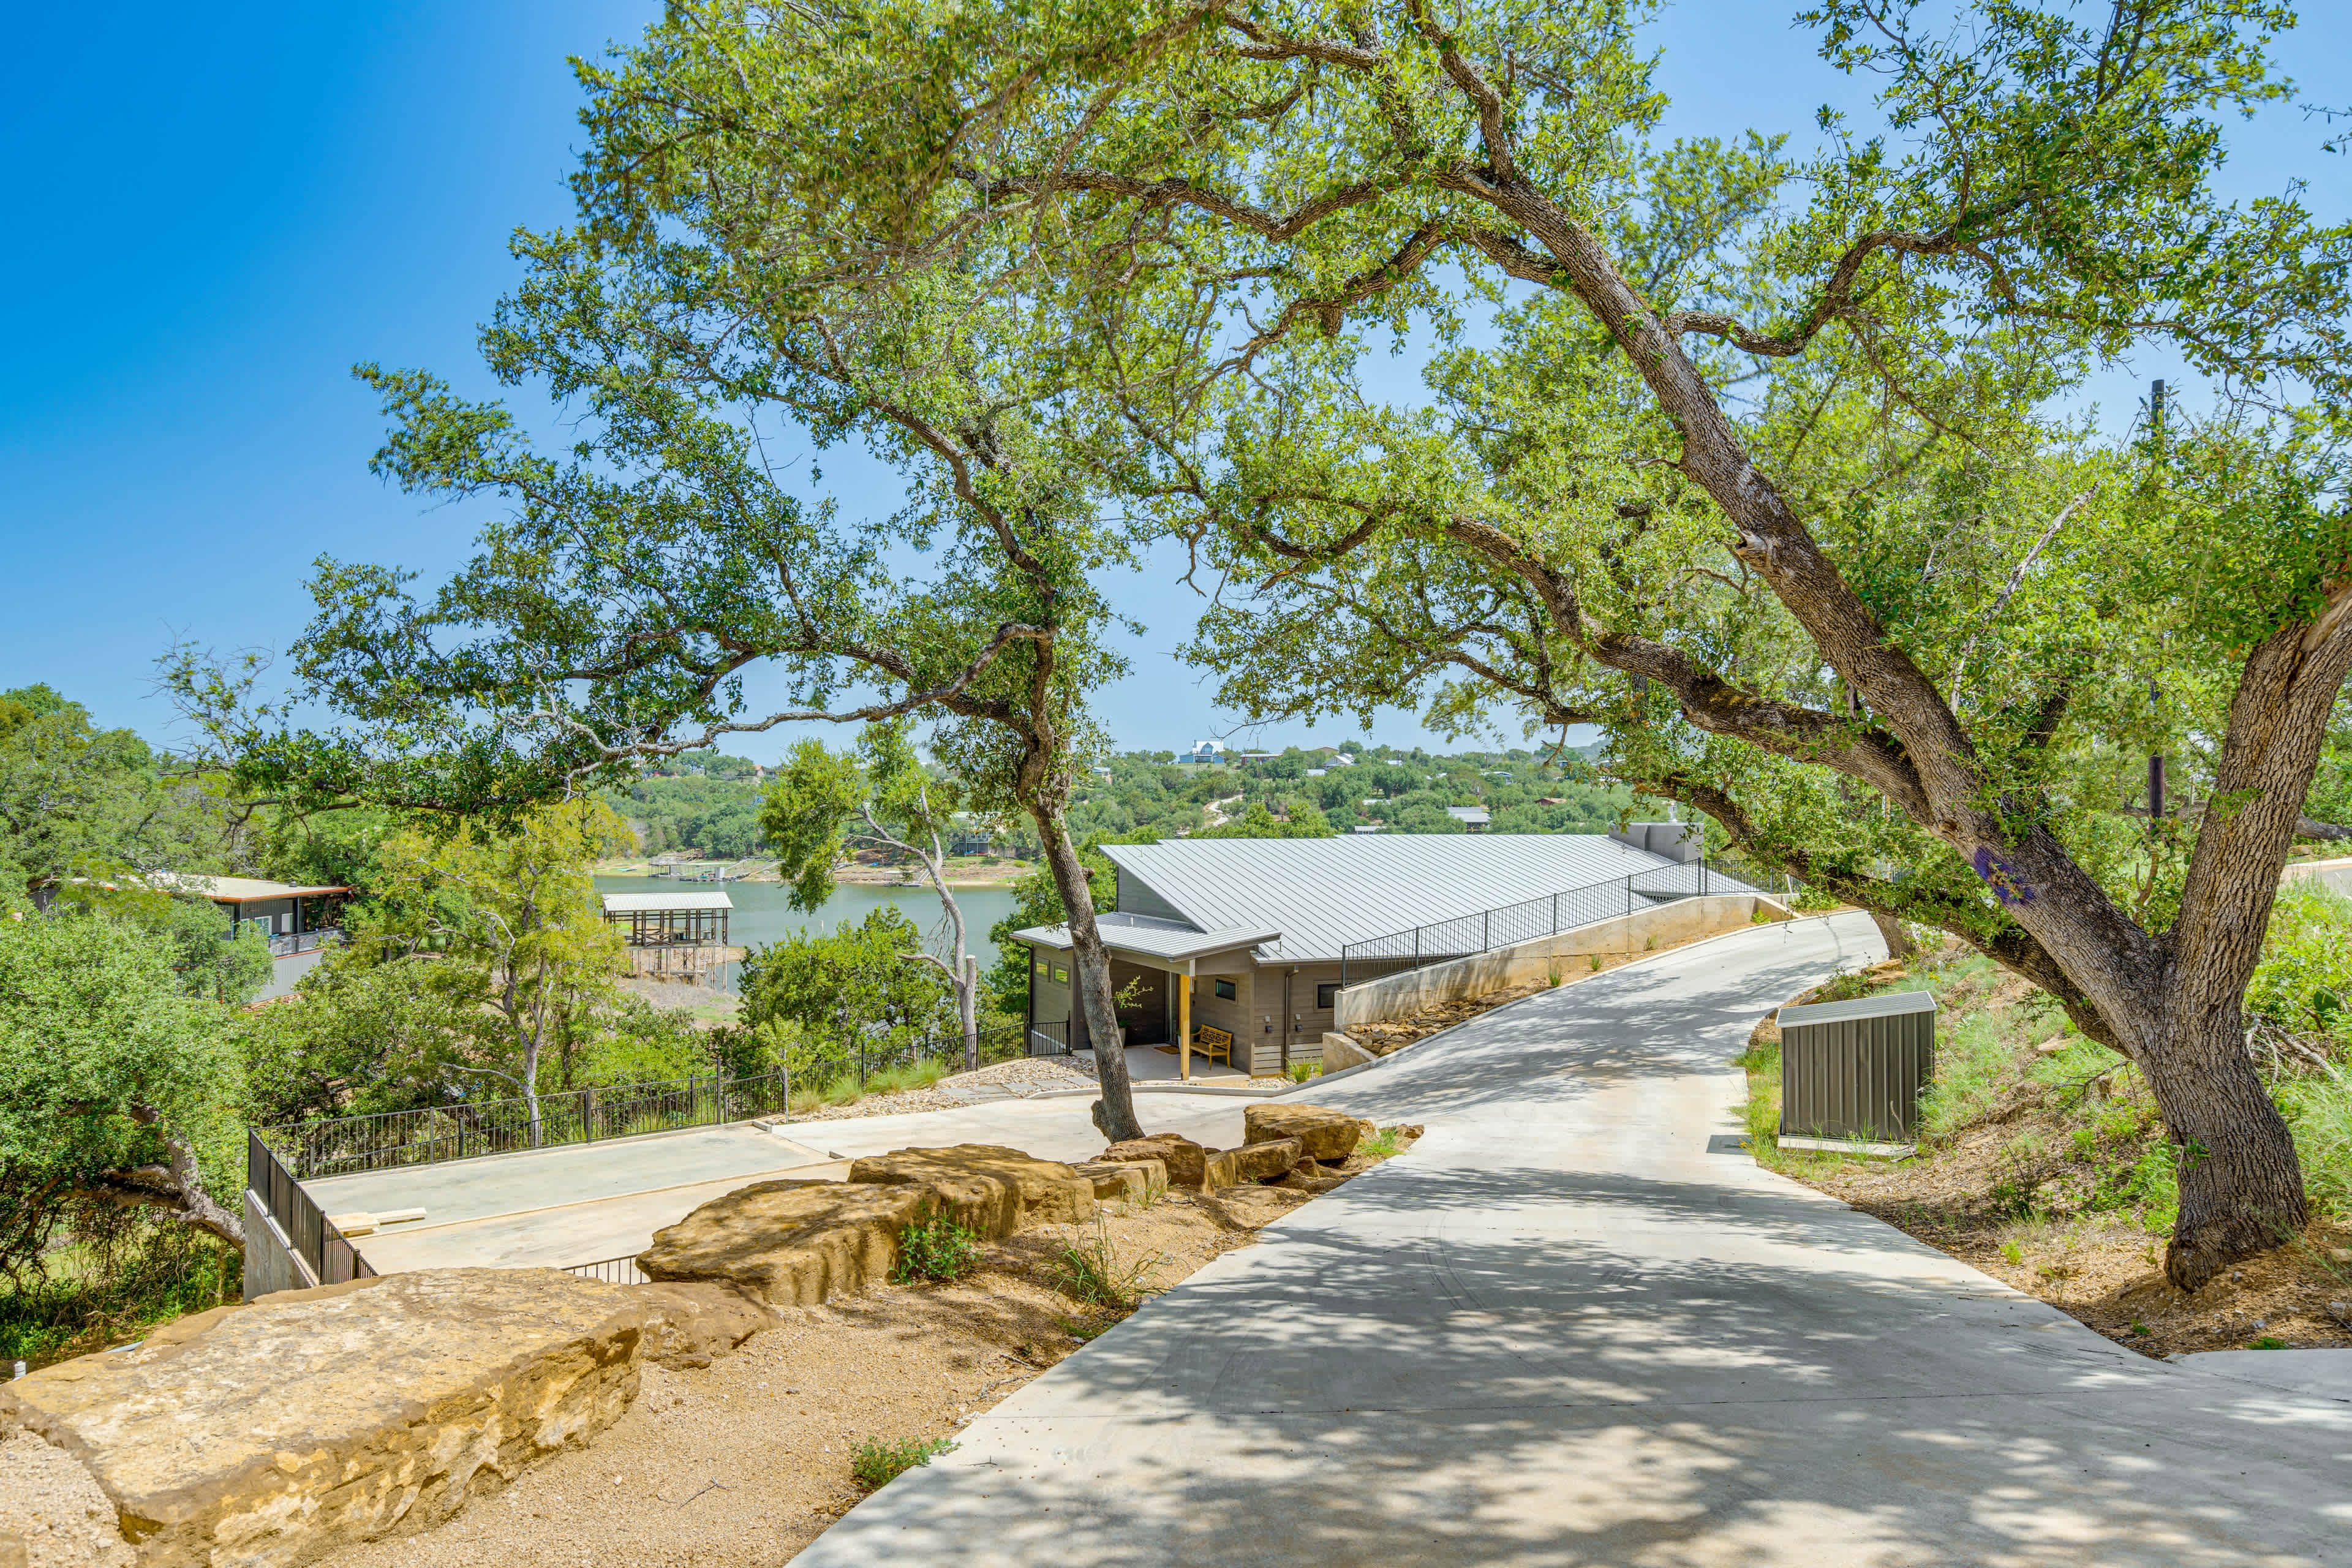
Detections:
1444,806,1491,832
159,873,351,954
1015,827,1727,1075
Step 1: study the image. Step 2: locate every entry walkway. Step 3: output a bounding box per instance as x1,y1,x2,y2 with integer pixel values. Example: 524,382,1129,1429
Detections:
801,913,2352,1567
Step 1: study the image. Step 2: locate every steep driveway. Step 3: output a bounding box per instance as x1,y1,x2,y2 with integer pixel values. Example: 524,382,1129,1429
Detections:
800,913,2352,1567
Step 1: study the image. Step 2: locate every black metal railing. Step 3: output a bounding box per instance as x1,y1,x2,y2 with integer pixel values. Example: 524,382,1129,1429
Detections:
563,1255,649,1285
247,1130,375,1288
257,1070,791,1182
266,929,343,959
1340,859,1738,987
1028,1019,1072,1057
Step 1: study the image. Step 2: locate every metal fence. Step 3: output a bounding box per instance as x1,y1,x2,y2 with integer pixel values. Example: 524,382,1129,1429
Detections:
257,1070,791,1182
1027,1019,1072,1057
1339,859,1727,988
246,1129,375,1291
563,1255,650,1286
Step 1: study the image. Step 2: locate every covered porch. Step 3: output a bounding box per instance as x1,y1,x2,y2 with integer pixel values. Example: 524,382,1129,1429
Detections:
1016,912,1280,1080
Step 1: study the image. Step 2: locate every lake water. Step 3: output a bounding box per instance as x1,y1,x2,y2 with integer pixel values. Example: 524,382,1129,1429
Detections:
595,875,1021,993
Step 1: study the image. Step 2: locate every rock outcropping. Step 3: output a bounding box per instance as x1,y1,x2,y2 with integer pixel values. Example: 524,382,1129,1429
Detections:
0,1271,650,1568
1097,1135,1237,1191
1244,1103,1369,1163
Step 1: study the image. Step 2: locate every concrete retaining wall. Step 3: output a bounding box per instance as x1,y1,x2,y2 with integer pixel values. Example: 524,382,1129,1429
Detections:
1334,894,1790,1031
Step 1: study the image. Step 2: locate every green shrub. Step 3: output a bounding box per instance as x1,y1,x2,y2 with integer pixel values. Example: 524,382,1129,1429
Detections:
0,1218,240,1368
1287,1061,1319,1084
850,1435,956,1491
1049,1218,1163,1308
2279,1069,2352,1217
1359,1125,1405,1159
893,1216,983,1283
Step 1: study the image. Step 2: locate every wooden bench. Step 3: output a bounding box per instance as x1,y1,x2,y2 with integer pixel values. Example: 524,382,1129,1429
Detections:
1191,1024,1234,1068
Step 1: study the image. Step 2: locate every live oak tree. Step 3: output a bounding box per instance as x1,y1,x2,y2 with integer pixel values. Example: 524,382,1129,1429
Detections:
166,187,1166,1145
584,0,2352,1285
761,721,989,1070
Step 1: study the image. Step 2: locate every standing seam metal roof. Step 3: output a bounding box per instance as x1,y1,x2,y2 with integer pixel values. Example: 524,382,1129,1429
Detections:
1099,835,1709,962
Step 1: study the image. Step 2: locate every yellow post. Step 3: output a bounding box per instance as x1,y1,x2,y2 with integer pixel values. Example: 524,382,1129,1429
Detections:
1179,972,1193,1082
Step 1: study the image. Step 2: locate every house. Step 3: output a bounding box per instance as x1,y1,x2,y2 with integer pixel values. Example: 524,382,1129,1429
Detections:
156,873,351,954
1178,739,1228,765
1444,806,1491,832
1014,831,1726,1076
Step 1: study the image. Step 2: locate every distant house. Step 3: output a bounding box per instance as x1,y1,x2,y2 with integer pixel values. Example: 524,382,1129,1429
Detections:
1014,832,1735,1076
156,873,350,954
1445,807,1491,832
1178,739,1228,765
1305,768,1327,777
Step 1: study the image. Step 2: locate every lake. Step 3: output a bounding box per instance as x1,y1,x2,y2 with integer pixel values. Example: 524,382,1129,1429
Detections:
594,875,1022,993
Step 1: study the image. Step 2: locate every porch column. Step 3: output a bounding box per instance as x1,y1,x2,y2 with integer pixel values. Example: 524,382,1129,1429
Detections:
1178,973,1192,1082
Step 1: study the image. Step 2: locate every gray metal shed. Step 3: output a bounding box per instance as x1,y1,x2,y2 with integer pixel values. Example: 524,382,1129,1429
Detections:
1777,989,1937,1152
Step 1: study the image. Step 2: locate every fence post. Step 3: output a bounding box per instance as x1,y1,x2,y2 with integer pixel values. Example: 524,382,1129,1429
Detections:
1482,909,1491,952
1553,892,1559,933
583,1087,596,1142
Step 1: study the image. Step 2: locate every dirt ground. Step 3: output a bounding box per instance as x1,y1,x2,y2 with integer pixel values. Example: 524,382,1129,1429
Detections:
340,1157,1403,1568
1752,956,2352,1360
1797,1130,2352,1359
781,1057,1097,1123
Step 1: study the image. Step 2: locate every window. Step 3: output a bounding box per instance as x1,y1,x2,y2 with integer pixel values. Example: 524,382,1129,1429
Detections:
1052,966,1069,983
1213,978,1237,1001
1033,956,1045,974
1316,982,1339,1010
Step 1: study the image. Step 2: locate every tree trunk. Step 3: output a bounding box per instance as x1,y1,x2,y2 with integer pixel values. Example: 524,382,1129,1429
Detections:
1867,909,1917,964
962,952,981,1073
1032,811,1144,1142
2130,1000,2309,1291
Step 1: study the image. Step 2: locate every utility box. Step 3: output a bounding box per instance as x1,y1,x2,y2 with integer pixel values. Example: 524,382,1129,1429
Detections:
1776,990,1937,1153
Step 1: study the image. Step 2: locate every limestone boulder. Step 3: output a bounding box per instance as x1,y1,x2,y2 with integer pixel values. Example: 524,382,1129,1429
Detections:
1099,1136,1237,1191
1231,1136,1303,1183
631,1282,774,1371
845,1145,1095,1234
1244,1102,1365,1163
1072,1160,1164,1202
0,1270,650,1568
638,1180,932,1307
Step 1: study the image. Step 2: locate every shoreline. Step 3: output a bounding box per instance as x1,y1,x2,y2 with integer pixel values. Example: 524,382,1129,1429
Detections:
594,861,1024,891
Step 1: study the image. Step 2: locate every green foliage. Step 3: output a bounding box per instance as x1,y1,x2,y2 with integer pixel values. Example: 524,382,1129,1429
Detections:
0,1215,239,1368
149,897,275,1005
0,685,241,906
850,1436,956,1492
2248,885,2352,1046
893,1216,984,1283
1287,1060,1320,1084
740,906,958,1070
0,912,244,1279
611,772,765,861
1195,799,1335,839
1048,1216,1164,1309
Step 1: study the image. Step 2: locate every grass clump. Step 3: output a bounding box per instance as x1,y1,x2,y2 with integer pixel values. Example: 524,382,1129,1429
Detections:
892,1216,984,1283
1049,1218,1164,1309
1359,1125,1407,1160
1,1220,240,1369
850,1435,957,1491
1288,1061,1320,1084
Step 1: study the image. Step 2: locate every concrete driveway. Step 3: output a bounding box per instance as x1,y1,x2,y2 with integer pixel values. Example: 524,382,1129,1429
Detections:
799,912,2352,1567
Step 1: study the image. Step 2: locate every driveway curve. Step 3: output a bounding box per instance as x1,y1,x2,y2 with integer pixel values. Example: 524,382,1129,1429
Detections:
799,912,2352,1567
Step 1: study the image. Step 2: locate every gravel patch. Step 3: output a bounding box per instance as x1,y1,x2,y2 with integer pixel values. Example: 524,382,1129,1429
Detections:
0,1430,135,1567
781,1057,1095,1124
335,1184,1324,1568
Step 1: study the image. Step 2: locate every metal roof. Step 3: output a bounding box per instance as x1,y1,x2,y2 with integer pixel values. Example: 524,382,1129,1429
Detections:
1101,834,1708,962
1013,911,1282,964
153,873,350,902
1778,990,1937,1030
600,890,735,913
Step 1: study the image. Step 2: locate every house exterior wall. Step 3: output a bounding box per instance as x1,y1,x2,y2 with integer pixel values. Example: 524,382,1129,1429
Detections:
1113,870,1189,925
1187,963,1254,1066
1026,944,1074,1049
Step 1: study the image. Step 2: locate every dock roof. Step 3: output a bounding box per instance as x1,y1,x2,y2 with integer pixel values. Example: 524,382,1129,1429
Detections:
600,890,734,913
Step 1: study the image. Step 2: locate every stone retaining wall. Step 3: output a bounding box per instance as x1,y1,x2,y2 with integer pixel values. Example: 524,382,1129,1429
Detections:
1334,893,1790,1031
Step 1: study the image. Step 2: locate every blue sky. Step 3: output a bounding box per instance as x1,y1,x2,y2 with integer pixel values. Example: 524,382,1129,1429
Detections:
3,2,2343,762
